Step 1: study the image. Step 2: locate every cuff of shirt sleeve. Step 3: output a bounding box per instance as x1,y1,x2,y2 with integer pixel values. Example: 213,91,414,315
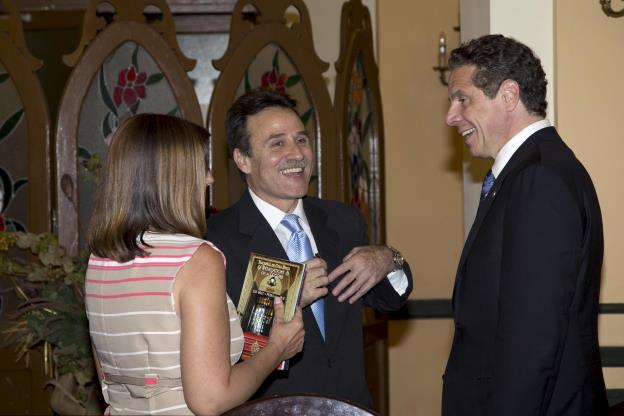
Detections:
387,270,408,296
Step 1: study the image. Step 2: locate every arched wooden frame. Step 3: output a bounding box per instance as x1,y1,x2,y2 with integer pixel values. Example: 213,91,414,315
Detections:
334,0,386,245
0,0,51,233
56,0,202,256
207,0,337,209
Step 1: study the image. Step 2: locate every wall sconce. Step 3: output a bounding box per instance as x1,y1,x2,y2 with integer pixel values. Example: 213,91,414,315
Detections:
600,0,624,17
433,31,449,86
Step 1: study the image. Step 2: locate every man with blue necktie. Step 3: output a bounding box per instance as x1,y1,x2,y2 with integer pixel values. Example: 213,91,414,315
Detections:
206,89,412,409
442,34,607,415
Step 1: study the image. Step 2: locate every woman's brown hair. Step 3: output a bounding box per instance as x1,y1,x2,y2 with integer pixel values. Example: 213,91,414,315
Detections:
87,113,210,262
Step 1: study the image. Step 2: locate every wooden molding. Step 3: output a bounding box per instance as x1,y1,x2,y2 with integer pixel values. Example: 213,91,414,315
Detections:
0,0,42,70
9,0,237,13
55,0,202,256
0,0,51,233
333,0,385,244
62,0,194,70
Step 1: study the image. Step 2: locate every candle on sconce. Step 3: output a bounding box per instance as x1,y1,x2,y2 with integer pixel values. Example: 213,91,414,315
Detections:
438,31,447,68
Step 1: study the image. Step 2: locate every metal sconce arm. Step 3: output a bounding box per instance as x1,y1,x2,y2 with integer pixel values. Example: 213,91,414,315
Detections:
433,31,449,86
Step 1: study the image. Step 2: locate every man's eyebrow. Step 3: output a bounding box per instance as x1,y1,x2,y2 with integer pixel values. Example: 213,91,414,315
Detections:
267,130,308,140
449,90,465,100
268,132,287,140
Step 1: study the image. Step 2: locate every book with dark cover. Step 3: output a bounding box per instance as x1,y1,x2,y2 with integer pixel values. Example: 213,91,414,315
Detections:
236,252,306,370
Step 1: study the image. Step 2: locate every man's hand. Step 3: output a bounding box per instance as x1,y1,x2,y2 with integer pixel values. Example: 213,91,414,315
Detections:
327,245,394,304
299,257,329,308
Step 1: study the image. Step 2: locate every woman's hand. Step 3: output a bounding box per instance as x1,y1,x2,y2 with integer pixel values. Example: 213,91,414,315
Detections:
267,297,305,361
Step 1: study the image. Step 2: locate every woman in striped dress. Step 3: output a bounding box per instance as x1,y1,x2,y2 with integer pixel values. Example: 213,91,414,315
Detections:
85,114,305,415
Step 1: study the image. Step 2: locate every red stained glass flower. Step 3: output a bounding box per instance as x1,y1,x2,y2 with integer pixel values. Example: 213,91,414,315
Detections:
261,69,287,95
113,65,148,107
0,214,5,231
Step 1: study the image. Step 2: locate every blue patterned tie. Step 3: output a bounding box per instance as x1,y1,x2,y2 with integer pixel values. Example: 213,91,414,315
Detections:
480,169,495,201
281,214,325,339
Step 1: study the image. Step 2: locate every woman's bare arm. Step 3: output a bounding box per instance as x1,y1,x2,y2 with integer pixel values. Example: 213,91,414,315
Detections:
175,244,304,415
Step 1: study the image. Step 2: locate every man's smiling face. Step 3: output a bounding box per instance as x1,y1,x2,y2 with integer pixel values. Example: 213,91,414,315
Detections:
445,65,508,159
234,106,314,213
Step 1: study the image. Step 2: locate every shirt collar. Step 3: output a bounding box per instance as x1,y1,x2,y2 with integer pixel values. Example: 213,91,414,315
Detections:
248,188,307,230
491,119,551,178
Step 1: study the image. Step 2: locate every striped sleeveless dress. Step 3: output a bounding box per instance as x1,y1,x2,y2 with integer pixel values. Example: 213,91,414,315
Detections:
85,232,243,415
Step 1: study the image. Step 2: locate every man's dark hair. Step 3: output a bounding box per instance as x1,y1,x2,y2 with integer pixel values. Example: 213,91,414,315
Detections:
448,34,547,117
225,88,298,157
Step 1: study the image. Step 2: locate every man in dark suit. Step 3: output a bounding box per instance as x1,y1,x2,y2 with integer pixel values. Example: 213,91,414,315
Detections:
442,34,608,415
206,89,412,408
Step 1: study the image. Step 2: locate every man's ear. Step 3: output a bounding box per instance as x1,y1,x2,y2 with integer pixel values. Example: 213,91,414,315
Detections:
499,79,520,112
233,148,252,174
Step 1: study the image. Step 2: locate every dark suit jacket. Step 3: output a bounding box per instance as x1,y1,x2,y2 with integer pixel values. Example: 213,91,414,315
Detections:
206,191,412,408
442,127,608,415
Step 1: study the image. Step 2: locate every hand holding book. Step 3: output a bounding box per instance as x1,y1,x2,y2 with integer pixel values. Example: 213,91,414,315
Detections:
266,297,305,363
237,253,306,369
297,256,329,308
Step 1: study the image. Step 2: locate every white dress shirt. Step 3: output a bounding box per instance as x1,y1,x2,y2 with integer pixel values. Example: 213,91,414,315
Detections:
248,188,408,296
491,119,551,178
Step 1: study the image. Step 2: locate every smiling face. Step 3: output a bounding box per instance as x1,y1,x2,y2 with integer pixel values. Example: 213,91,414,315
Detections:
446,65,509,159
234,106,314,213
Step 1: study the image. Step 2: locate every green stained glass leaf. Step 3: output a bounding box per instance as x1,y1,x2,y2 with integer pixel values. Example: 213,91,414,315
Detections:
13,178,28,194
363,111,372,138
6,219,25,232
244,71,251,93
0,168,12,209
102,112,112,138
0,109,24,143
77,147,91,160
286,74,301,87
146,73,164,85
0,73,9,84
300,108,313,126
132,45,139,70
272,49,280,73
130,100,140,115
99,68,117,116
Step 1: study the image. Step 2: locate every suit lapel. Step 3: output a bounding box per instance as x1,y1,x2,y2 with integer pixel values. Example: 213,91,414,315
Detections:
303,199,348,353
237,191,287,259
452,129,552,316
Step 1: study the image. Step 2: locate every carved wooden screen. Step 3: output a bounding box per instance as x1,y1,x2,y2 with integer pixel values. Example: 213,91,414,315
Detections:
335,0,385,245
55,0,202,256
0,2,52,413
335,2,388,414
207,0,337,209
0,0,50,234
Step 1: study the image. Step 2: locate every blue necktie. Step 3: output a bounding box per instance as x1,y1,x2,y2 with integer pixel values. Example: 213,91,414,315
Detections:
480,169,495,201
281,214,325,339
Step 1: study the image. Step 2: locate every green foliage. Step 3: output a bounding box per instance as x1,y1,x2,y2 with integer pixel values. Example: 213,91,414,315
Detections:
0,231,94,407
0,108,24,143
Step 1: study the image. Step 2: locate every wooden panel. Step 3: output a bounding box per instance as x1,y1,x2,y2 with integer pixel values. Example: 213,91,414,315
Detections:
55,0,202,256
334,0,385,244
